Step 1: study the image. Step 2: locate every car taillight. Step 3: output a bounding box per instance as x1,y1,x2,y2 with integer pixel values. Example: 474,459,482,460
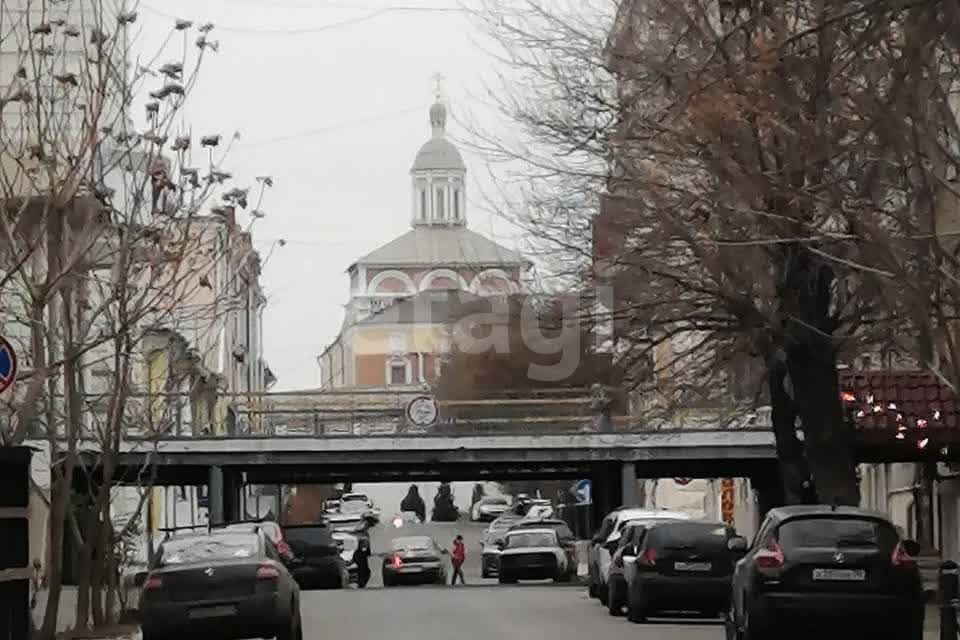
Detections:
256,563,281,580
143,574,162,591
755,539,785,569
891,542,916,569
638,548,656,566
391,555,403,569
276,540,293,559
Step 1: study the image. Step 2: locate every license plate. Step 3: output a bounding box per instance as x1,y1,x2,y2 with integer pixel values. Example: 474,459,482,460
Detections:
674,561,711,572
399,566,423,573
812,568,866,581
188,605,237,619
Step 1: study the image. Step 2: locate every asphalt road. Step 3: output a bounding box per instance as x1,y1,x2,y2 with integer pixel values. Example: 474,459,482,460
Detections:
302,518,722,640
300,581,723,640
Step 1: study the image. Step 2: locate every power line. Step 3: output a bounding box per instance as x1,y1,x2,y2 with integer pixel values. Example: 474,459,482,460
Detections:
241,105,425,148
141,3,462,36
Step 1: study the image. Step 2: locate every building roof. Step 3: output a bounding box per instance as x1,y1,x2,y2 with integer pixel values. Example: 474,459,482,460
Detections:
353,226,528,268
356,289,483,325
412,136,465,172
839,369,959,430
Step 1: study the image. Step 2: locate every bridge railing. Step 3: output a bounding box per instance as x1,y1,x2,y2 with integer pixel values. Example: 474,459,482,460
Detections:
92,388,777,439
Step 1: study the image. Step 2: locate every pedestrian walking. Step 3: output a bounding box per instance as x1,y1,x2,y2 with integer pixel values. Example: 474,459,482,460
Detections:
450,534,466,585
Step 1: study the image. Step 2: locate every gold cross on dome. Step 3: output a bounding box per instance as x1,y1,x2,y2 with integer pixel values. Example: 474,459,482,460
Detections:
432,72,446,101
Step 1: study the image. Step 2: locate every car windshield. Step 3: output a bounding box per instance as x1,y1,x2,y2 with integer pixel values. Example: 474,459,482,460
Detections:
483,497,508,505
778,517,898,549
506,531,557,548
647,523,731,551
159,534,258,565
392,537,433,551
343,494,368,503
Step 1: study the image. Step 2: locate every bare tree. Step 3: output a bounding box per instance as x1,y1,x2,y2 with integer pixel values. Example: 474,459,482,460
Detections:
470,0,960,506
0,2,269,636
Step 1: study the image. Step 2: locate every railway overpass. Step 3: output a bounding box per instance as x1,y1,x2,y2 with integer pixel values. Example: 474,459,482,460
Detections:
25,386,960,525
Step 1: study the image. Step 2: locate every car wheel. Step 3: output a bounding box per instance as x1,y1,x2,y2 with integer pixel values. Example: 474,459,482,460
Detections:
607,578,624,616
274,610,300,640
626,586,647,624
742,604,769,640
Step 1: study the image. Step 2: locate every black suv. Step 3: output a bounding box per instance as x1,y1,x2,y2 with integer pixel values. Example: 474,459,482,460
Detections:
727,505,924,640
282,523,349,589
625,520,740,622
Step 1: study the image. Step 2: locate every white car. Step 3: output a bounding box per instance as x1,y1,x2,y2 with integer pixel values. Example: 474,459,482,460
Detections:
522,502,555,521
496,528,575,583
588,508,691,604
471,497,511,522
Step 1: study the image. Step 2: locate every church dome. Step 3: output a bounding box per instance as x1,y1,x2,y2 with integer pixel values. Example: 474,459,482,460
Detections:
412,137,465,171
411,100,465,172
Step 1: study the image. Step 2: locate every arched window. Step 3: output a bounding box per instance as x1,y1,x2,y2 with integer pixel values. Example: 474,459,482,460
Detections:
420,190,427,220
453,189,460,220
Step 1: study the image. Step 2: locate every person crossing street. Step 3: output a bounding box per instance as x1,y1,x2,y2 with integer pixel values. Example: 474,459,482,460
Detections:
450,535,466,585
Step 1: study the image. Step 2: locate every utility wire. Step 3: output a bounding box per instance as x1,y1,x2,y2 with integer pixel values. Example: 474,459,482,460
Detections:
141,3,462,36
241,105,425,148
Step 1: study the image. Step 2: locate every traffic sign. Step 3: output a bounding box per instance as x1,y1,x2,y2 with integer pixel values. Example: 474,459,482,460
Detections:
0,336,17,394
573,479,592,505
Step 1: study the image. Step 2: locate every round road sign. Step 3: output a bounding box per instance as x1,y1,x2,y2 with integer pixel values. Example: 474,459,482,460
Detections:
0,336,17,394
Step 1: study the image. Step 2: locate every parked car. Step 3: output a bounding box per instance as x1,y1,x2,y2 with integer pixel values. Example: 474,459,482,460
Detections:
139,529,301,640
326,512,371,535
522,499,554,521
497,527,575,584
623,520,740,621
382,536,448,586
216,520,294,564
480,514,523,578
588,508,691,604
282,523,349,589
727,506,924,640
472,496,511,522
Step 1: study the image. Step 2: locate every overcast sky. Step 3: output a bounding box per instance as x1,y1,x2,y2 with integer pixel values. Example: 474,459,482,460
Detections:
135,0,525,390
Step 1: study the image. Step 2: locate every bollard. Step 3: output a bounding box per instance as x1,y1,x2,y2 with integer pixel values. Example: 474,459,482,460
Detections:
941,561,959,640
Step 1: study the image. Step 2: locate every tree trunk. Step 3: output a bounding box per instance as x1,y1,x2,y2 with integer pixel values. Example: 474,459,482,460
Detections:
788,343,860,506
767,359,815,504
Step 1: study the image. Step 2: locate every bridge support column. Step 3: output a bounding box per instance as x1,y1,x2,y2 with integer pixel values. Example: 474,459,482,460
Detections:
621,462,639,508
223,469,242,522
591,463,623,530
209,465,224,525
752,469,786,525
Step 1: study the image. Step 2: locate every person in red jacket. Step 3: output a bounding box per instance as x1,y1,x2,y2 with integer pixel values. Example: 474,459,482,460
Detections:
450,535,466,585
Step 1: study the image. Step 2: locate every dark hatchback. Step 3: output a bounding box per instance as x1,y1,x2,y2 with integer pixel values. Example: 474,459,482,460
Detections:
626,521,740,622
139,530,301,640
382,536,447,586
728,506,924,640
283,523,349,589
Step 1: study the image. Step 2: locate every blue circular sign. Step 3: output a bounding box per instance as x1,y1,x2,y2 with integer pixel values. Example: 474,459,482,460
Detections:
0,336,17,394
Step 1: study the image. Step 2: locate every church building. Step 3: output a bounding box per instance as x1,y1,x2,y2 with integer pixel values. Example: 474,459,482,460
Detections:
317,96,530,389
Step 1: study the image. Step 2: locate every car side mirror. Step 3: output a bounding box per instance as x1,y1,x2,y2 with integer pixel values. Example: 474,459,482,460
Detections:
727,536,748,553
902,539,921,557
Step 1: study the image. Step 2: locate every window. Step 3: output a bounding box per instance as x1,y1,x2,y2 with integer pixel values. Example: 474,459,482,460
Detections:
435,187,445,219
420,190,427,219
388,358,409,385
453,189,460,220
